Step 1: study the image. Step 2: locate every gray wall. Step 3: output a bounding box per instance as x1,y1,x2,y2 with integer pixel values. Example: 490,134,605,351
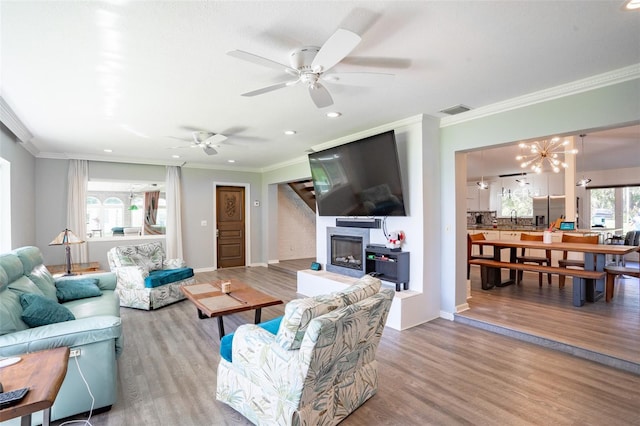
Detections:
33,158,263,270
0,123,36,250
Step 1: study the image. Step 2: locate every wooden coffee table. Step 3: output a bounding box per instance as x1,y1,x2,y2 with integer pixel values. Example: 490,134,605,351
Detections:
181,279,283,338
0,347,69,426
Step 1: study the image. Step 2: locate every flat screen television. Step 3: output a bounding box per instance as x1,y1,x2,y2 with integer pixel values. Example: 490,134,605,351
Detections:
308,130,406,217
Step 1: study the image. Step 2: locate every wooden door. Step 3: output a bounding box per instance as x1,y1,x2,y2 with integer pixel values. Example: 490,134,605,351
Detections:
216,186,246,268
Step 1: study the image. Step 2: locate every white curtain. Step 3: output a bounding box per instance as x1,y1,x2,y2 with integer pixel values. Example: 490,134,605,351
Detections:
165,166,183,259
67,159,88,263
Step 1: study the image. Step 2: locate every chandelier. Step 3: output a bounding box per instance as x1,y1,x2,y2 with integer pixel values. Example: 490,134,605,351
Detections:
515,137,577,174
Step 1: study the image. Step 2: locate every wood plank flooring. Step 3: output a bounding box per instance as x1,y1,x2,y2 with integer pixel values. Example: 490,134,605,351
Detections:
54,264,640,426
458,266,640,372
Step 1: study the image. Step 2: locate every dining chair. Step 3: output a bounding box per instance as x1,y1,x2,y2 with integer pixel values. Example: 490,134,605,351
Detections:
467,233,493,279
604,263,640,302
558,234,600,288
516,233,552,286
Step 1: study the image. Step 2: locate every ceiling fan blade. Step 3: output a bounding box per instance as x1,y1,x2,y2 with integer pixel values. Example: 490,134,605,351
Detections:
203,133,228,145
311,28,361,72
241,79,299,97
322,71,394,87
227,49,298,75
340,56,412,69
202,146,217,156
309,83,333,108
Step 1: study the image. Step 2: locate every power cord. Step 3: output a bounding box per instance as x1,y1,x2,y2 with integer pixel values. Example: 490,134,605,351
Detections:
58,354,94,426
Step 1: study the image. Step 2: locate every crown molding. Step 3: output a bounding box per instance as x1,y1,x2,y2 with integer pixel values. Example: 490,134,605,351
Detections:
262,115,425,174
0,96,34,144
440,64,640,127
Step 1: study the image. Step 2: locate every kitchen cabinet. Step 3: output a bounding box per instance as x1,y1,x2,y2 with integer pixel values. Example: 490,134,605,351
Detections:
467,184,491,211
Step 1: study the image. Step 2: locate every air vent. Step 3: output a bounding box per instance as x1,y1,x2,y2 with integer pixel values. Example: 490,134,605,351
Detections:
440,104,472,115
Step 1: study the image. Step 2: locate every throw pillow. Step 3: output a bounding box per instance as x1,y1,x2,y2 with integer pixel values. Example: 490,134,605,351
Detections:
55,278,102,302
20,293,75,327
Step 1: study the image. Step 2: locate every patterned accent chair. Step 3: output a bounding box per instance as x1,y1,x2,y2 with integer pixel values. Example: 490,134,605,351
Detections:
107,241,194,310
216,275,394,426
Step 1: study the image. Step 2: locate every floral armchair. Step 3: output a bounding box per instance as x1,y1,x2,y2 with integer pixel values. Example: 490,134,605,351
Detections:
107,241,194,310
216,275,394,425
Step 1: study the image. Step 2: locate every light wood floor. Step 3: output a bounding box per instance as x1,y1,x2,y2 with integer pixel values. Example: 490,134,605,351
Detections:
458,266,640,372
54,264,640,426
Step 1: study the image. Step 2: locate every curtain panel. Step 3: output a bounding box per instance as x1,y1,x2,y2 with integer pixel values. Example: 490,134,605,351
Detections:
165,166,183,259
67,159,88,263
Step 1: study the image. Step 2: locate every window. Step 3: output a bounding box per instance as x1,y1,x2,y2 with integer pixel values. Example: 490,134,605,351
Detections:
589,185,640,233
86,181,166,238
103,197,124,234
500,187,533,218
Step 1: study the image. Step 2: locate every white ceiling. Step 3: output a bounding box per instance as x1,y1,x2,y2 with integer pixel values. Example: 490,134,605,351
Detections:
1,1,639,172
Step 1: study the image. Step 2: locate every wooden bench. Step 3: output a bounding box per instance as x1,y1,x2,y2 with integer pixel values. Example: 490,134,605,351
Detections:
468,259,606,307
604,265,640,303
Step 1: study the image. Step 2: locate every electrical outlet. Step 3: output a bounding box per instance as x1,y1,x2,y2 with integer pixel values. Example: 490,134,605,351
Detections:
69,348,81,358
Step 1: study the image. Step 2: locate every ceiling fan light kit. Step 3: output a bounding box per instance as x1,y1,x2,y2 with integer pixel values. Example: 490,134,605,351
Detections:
228,27,395,108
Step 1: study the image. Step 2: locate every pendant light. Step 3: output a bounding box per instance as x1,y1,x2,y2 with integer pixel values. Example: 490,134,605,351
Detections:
515,172,529,187
476,150,488,189
576,134,591,187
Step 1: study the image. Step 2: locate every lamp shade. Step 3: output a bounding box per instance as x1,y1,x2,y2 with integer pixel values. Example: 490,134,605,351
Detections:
49,228,85,246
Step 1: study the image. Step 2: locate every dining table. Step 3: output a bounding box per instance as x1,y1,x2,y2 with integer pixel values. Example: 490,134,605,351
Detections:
471,239,639,305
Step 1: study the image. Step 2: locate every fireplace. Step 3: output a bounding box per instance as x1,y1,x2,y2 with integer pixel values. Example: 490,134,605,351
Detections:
326,227,369,278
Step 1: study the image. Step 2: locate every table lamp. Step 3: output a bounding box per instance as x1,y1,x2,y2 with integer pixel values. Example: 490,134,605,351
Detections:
49,228,85,276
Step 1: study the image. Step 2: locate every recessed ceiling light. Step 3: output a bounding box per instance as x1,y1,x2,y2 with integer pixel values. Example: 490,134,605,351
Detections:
623,0,640,10
228,159,235,163
172,155,180,159
284,130,296,135
103,149,112,153
326,112,341,118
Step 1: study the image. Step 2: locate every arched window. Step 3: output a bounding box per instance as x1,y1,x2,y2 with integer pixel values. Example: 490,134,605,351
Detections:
86,196,102,238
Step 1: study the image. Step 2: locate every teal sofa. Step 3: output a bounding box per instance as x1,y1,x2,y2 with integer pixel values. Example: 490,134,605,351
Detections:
0,246,122,425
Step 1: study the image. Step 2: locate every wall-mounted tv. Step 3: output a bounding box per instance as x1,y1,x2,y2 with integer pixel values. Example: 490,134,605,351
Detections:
308,130,406,217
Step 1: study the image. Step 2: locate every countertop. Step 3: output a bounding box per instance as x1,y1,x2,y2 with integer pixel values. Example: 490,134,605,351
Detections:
467,226,612,233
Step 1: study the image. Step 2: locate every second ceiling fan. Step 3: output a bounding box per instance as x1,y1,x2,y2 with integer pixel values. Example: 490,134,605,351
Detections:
228,28,394,108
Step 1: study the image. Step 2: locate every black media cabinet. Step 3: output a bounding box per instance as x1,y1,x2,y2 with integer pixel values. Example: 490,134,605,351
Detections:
365,245,410,291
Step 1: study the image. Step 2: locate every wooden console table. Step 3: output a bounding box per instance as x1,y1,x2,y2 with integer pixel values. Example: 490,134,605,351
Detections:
46,261,103,276
0,347,70,426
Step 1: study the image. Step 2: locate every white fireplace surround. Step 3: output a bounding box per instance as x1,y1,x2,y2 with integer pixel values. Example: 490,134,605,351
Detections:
326,227,370,278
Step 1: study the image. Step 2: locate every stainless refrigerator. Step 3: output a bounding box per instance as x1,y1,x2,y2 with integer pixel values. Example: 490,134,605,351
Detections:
533,196,566,227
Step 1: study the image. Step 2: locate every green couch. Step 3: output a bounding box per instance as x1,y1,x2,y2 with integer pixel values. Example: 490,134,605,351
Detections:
0,246,122,425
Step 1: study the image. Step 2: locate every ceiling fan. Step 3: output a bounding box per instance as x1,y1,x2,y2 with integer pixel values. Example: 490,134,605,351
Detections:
170,131,227,156
228,28,394,108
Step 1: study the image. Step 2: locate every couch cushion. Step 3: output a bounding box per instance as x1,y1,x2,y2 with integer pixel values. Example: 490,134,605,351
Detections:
14,246,44,273
333,274,381,305
0,288,29,335
135,242,165,270
276,293,345,351
0,254,24,284
144,268,194,288
110,242,165,271
56,278,103,302
220,316,282,363
26,265,58,301
8,276,45,297
20,293,75,327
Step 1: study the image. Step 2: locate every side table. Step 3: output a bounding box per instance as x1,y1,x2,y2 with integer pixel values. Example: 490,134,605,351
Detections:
0,347,70,426
46,262,103,277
